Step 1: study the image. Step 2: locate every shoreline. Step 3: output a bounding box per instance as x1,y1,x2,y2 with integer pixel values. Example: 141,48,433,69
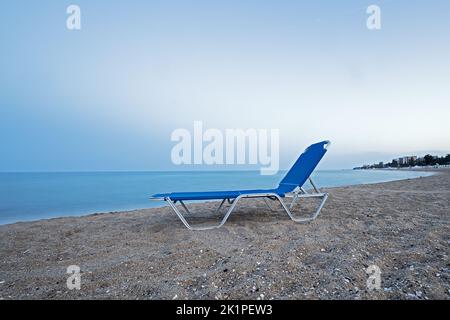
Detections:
355,167,447,172
0,169,439,227
0,168,449,299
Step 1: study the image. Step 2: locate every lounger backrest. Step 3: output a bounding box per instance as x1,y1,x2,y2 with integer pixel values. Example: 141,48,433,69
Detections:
277,141,330,193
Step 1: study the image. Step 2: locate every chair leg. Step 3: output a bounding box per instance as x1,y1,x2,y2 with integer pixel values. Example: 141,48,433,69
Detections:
179,201,191,214
166,197,242,231
263,197,276,212
215,199,226,214
273,193,328,222
289,193,299,210
178,199,226,215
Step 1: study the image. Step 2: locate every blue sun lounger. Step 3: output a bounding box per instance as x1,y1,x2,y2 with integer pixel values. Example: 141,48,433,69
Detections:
150,141,331,230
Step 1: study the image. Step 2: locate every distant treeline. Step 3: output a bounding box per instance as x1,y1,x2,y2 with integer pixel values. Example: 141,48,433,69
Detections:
354,154,450,170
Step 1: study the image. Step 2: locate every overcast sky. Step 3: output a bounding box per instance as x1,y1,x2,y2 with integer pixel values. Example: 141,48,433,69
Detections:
1,0,449,171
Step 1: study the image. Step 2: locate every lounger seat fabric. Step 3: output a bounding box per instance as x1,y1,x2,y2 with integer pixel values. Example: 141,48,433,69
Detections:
153,188,283,201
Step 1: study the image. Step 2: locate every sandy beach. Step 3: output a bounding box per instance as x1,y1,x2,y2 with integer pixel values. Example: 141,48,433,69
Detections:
0,169,449,300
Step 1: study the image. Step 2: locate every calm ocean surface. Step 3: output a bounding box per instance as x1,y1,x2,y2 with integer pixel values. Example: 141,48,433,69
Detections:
0,170,433,225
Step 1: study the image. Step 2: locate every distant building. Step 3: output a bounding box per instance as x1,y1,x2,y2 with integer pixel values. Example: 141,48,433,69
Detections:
398,156,417,166
356,153,448,170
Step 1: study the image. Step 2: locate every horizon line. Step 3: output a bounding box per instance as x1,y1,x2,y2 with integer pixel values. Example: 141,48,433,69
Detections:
0,168,352,174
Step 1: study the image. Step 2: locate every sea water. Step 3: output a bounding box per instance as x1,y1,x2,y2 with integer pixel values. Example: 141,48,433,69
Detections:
0,170,433,225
